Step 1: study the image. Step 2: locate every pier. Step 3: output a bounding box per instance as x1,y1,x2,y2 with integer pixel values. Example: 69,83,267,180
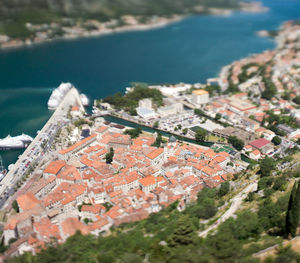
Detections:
0,88,84,208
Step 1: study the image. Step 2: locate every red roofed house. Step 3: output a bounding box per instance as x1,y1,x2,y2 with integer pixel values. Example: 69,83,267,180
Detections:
250,149,261,160
59,134,97,160
146,148,164,166
139,176,157,194
249,138,273,154
16,193,40,212
43,160,66,178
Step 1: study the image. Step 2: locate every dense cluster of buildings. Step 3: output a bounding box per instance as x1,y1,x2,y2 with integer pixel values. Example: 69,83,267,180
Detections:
218,21,300,127
3,120,240,257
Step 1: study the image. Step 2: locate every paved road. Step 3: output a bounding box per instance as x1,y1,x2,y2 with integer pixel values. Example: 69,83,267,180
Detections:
199,181,258,238
0,88,83,209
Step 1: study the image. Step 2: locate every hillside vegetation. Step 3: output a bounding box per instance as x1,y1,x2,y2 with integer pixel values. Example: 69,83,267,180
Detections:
0,0,240,19
0,0,240,38
7,162,300,263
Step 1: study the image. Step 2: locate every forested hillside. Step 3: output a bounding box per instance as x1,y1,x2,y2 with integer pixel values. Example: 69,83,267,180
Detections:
0,0,240,19
6,164,300,263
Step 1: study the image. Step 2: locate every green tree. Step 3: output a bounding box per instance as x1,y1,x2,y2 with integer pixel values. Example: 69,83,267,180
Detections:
12,200,19,213
167,216,196,247
286,182,300,237
194,108,205,116
195,129,207,141
272,136,282,146
218,181,230,197
258,177,273,191
124,128,142,139
261,77,277,100
215,113,222,121
245,192,255,202
258,198,281,230
105,148,114,164
153,121,159,128
259,157,276,177
228,136,244,151
182,128,188,135
152,133,163,148
293,95,300,105
272,176,287,191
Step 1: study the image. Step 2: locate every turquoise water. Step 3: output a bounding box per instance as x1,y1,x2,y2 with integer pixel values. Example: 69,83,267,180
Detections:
0,0,300,167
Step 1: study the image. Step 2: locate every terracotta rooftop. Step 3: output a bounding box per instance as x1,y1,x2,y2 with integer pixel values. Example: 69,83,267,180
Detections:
17,192,40,211
139,176,156,187
59,134,97,155
44,160,66,175
146,148,164,160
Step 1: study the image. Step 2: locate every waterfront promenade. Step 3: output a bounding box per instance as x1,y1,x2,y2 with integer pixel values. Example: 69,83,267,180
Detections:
0,88,84,208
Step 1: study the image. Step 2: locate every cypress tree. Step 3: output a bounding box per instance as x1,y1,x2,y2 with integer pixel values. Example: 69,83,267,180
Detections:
291,182,300,236
285,182,299,237
105,147,114,164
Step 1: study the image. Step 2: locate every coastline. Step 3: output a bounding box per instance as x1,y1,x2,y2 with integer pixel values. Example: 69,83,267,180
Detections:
0,16,184,51
0,1,268,51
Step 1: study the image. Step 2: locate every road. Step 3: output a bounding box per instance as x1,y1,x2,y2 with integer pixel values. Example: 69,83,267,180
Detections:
199,181,258,238
0,88,83,209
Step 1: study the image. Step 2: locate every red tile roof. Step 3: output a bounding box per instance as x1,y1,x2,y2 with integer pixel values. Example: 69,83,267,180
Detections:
59,134,97,155
16,192,40,211
250,138,271,149
44,160,66,175
139,176,156,187
146,148,164,160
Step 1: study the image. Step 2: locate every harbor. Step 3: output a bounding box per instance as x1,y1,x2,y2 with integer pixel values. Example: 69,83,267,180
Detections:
0,87,84,208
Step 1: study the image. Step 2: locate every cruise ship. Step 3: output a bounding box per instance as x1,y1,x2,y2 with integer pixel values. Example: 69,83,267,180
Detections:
48,82,73,110
0,134,33,150
48,82,89,110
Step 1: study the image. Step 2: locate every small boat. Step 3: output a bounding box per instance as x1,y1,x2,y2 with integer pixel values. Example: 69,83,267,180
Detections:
80,94,89,106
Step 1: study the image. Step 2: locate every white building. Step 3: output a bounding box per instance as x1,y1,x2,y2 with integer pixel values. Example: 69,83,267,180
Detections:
136,98,156,119
136,108,156,119
157,103,183,118
192,89,209,105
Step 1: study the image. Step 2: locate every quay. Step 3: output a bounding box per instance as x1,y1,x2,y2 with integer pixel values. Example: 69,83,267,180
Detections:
0,88,84,208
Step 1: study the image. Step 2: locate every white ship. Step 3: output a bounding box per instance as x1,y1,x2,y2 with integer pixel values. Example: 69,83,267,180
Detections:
0,134,33,150
48,82,73,110
80,93,89,106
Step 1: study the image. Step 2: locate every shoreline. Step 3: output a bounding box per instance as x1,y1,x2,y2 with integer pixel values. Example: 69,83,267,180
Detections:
0,16,184,51
0,2,269,51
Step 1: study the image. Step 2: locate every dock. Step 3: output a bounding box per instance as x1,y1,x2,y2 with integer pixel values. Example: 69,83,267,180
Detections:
0,88,84,208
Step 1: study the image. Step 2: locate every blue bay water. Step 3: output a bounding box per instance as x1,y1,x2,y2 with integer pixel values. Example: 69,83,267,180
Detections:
0,0,300,167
